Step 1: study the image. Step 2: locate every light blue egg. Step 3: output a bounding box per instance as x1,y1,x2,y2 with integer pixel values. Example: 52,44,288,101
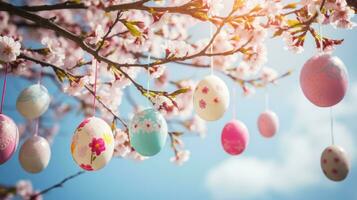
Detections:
16,84,50,119
129,108,168,156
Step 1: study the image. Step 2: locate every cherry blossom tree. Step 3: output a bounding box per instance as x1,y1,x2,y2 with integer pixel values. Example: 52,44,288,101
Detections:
0,0,355,199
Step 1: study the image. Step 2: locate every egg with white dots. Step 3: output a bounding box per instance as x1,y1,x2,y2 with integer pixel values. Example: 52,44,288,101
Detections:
320,145,350,182
193,75,230,121
16,84,51,119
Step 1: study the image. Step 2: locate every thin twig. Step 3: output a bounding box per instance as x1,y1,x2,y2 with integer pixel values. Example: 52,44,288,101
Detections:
29,171,85,200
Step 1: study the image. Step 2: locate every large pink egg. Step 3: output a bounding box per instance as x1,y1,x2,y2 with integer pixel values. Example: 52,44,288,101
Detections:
321,145,350,182
0,114,19,164
221,120,249,155
257,110,279,138
300,53,348,107
19,136,51,173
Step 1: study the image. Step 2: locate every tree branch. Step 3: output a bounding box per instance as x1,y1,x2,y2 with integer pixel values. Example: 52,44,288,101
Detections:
29,171,85,200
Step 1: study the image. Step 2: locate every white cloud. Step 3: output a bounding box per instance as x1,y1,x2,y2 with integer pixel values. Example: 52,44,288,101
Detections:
205,83,357,200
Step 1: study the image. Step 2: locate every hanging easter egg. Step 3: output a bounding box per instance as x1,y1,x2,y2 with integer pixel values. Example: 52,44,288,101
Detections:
221,120,249,155
321,145,350,182
129,108,168,157
16,84,51,119
71,117,114,171
19,136,51,173
193,75,230,121
300,53,348,107
257,110,279,138
0,114,19,164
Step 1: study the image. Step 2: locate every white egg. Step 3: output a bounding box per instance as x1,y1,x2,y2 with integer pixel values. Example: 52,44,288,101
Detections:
16,84,51,119
71,117,114,171
193,75,230,121
19,136,51,173
321,145,350,182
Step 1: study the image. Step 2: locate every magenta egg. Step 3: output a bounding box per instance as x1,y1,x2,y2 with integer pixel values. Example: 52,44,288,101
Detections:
257,110,279,138
221,120,249,155
300,53,348,107
0,114,19,165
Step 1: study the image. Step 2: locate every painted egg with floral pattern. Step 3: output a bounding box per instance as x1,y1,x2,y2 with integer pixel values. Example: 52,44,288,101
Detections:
300,54,348,107
221,120,249,155
71,117,114,171
16,84,51,119
129,108,168,157
0,114,19,165
257,110,279,138
193,75,230,121
19,136,51,173
321,145,350,182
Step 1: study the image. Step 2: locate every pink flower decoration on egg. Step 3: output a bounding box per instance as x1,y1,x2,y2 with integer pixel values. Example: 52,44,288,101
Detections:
201,86,209,94
80,164,94,171
89,138,106,156
199,99,206,109
221,120,249,155
77,118,91,130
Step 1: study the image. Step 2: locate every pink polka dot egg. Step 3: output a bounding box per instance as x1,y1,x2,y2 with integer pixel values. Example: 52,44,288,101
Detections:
193,75,229,121
257,110,279,138
71,117,114,171
0,114,19,165
300,53,348,107
221,120,249,155
321,145,350,182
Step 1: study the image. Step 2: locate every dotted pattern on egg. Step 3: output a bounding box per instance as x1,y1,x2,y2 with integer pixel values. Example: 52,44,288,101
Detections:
321,145,350,182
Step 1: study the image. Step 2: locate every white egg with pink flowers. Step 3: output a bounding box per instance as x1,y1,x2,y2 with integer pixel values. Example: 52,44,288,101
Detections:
193,75,229,121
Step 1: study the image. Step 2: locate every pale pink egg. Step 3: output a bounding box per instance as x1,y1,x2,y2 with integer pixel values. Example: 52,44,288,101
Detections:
221,120,249,155
321,145,350,182
0,114,19,164
19,136,51,173
257,110,279,138
300,53,348,107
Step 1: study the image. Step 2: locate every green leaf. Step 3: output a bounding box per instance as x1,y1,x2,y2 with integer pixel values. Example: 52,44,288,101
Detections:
169,87,191,97
123,21,142,37
54,68,67,82
283,3,297,9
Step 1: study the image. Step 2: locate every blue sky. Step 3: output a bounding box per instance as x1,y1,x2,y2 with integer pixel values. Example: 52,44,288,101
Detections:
1,2,357,200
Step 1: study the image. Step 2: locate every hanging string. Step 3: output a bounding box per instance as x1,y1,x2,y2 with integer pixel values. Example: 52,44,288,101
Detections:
232,84,237,120
147,54,151,95
209,23,214,75
92,58,98,116
34,118,39,136
330,107,335,145
264,87,269,111
0,64,8,114
318,21,323,53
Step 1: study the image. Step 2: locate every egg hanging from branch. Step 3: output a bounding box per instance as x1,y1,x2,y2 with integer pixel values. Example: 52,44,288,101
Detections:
0,114,19,165
300,54,348,107
193,75,230,121
257,110,279,138
321,145,350,182
129,108,168,157
221,120,249,155
19,135,51,173
16,84,51,119
71,117,114,171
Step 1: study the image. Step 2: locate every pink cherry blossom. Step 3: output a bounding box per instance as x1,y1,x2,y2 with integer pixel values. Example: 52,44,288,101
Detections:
0,36,20,62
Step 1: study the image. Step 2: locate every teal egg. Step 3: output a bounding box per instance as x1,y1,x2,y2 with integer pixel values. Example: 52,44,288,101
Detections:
129,108,168,156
